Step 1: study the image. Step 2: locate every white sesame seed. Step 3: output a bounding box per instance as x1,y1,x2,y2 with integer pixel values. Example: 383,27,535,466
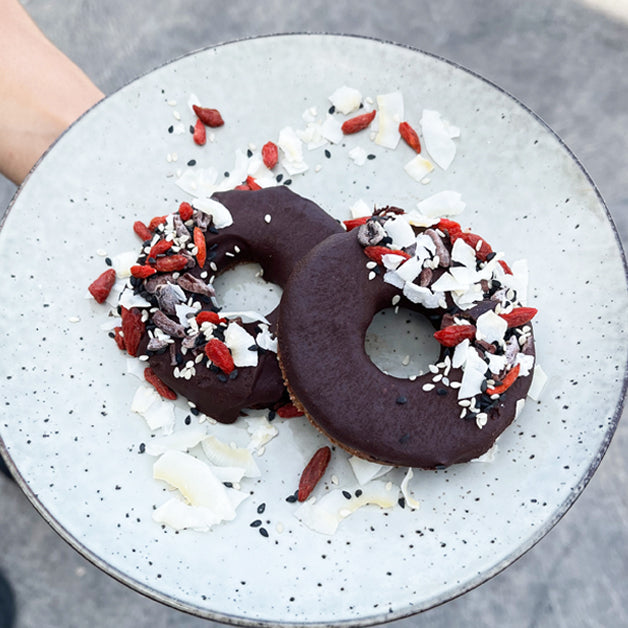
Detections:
458,399,471,407
368,271,376,281
460,408,467,419
315,164,322,172
366,261,377,269
432,373,443,383
392,294,401,306
422,383,435,392
402,355,410,366
264,214,272,223
428,364,439,374
68,316,80,323
210,262,218,271
234,245,241,254
138,355,149,361
173,110,181,120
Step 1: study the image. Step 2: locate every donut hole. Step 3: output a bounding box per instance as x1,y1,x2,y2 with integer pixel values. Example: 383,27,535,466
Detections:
364,306,441,379
211,262,282,315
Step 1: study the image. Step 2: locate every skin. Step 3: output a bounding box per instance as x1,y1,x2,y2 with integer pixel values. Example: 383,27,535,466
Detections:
0,0,103,185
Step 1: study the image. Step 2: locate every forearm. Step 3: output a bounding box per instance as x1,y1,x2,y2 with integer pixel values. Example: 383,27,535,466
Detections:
0,0,104,185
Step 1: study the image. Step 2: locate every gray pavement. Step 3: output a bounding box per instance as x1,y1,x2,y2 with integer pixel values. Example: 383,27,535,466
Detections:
1,1,627,626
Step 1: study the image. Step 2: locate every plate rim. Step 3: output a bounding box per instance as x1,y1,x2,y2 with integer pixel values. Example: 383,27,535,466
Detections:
1,31,627,627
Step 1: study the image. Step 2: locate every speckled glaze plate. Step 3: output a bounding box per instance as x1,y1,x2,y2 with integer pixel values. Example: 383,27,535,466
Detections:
0,34,626,626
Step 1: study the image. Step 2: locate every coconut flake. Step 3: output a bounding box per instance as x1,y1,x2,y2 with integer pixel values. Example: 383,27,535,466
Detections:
153,450,245,523
476,310,508,344
145,428,207,456
417,191,466,218
219,310,270,325
348,456,391,484
349,199,372,219
420,109,459,170
192,197,233,229
223,322,258,368
111,251,138,278
404,154,435,182
131,385,175,432
295,480,397,535
278,126,309,174
385,215,415,248
245,413,278,453
201,435,260,478
403,283,443,309
255,323,277,353
319,114,344,144
348,146,368,166
374,92,403,149
329,85,362,114
400,468,420,509
118,288,151,310
458,348,488,400
527,364,547,401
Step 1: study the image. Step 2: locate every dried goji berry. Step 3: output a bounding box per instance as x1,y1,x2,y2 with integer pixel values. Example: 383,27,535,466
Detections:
178,201,194,221
433,324,476,347
341,109,376,134
204,338,235,374
148,239,173,260
363,245,411,265
298,446,331,502
261,141,279,169
499,307,537,328
113,326,125,351
88,268,117,304
343,216,369,231
130,264,157,279
457,231,493,262
275,402,304,418
120,307,145,357
498,259,513,275
246,175,262,191
144,367,177,400
133,220,153,241
153,254,189,272
193,227,206,267
436,218,462,239
193,118,206,146
234,183,251,191
192,105,224,127
148,215,167,231
196,311,224,326
398,121,421,152
486,363,521,396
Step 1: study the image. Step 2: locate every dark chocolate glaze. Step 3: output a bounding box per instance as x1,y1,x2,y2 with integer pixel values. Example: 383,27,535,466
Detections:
278,230,535,468
142,186,343,423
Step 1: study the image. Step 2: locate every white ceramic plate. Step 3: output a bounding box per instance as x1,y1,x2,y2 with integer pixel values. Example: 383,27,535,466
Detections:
0,34,626,626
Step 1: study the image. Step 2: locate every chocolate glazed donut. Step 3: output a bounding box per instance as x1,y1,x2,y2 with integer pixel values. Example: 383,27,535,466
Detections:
132,186,343,423
278,211,536,468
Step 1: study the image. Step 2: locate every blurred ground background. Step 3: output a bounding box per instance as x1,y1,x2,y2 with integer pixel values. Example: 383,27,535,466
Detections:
1,1,627,626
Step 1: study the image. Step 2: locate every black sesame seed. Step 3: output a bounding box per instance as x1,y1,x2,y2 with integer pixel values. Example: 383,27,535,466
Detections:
268,410,276,421
138,443,146,454
190,406,200,416
224,171,230,178
257,503,266,514
223,481,233,488
247,149,253,158
398,497,406,508
217,373,228,383
342,490,352,500
187,159,197,167
283,179,292,186
328,105,335,114
229,369,239,380
259,527,269,538
250,519,262,527
189,124,195,134
168,125,174,134
436,388,448,396
367,154,376,160
275,173,284,183
396,396,407,405
285,493,298,503
324,149,331,159
355,489,363,498
184,415,191,425
105,257,112,266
